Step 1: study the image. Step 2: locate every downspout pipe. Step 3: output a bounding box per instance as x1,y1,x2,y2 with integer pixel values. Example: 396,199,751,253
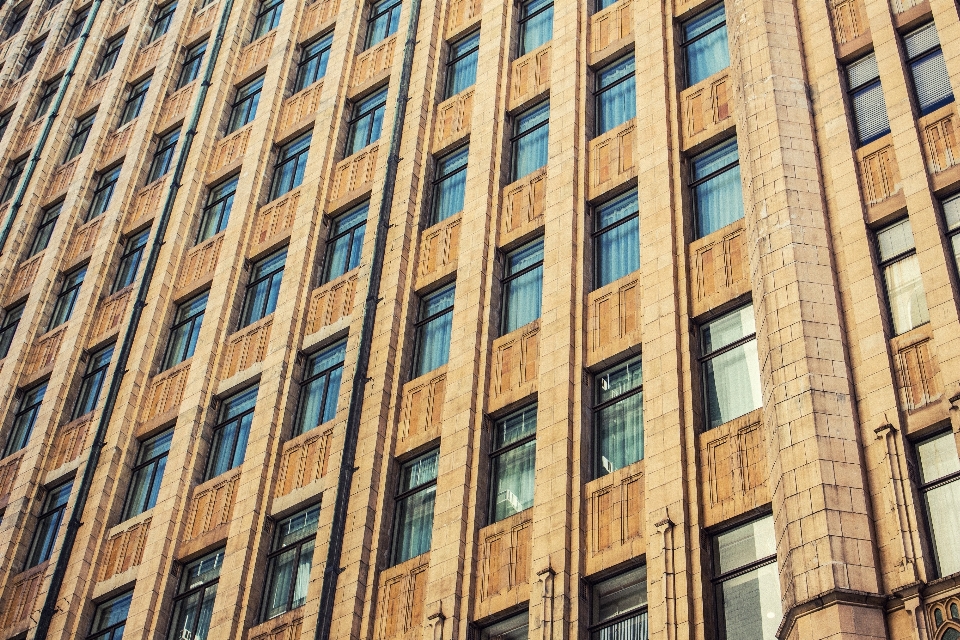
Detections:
33,0,236,635
314,1,423,639
0,0,102,256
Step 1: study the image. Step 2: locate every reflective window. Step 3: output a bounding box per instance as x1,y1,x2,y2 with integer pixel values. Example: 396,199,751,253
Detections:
71,344,113,419
206,386,257,479
35,77,60,119
0,156,26,202
122,428,173,520
294,341,346,436
197,176,237,242
430,146,468,225
271,133,311,199
943,194,960,276
20,40,45,78
593,188,639,288
97,35,124,78
113,228,150,292
479,611,528,640
65,8,89,43
167,549,224,640
714,515,781,640
489,404,536,523
392,448,439,564
877,218,928,335
501,238,543,334
445,32,479,99
65,112,95,162
4,383,45,457
25,481,72,568
595,55,635,135
48,267,86,330
262,505,320,619
511,101,549,182
346,89,387,155
322,203,367,283
590,566,648,640
29,202,61,256
147,129,180,182
6,4,28,38
0,303,24,359
227,74,263,133
691,137,742,238
295,33,332,92
594,354,643,476
86,591,132,640
177,40,206,88
700,305,762,429
904,22,954,115
150,2,177,41
413,284,455,377
365,0,401,49
682,4,729,87
917,431,960,577
120,77,151,125
252,0,283,39
162,292,207,370
846,53,889,145
239,249,286,327
518,0,552,56
88,165,122,221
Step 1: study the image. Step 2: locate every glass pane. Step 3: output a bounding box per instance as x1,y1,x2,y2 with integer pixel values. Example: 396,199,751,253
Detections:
694,144,743,237
851,82,890,143
506,239,544,276
140,429,174,462
593,612,647,640
277,505,321,548
292,540,314,608
491,439,536,521
181,549,225,591
595,217,639,287
264,548,296,619
597,57,636,134
447,33,479,97
917,431,960,483
597,390,643,475
884,255,929,334
481,612,529,640
925,479,960,576
398,449,440,493
944,195,960,231
846,53,879,89
495,404,537,449
594,565,647,623
704,339,762,428
393,484,436,563
503,267,542,333
717,515,776,574
877,218,916,260
702,305,755,354
519,0,552,55
684,6,729,86
433,147,469,223
221,386,258,421
720,562,782,640
911,50,954,113
904,23,940,58
90,591,132,631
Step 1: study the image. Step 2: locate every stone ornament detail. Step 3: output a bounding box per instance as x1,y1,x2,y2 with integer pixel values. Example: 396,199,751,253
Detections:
831,0,868,45
591,0,632,54
99,517,152,582
874,422,919,582
374,555,430,640
928,596,960,639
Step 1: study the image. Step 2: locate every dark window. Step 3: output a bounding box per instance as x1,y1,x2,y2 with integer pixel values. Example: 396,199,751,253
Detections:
489,404,536,523
88,165,122,220
346,88,387,155
48,266,86,330
65,112,95,161
167,549,224,640
518,0,552,56
321,203,367,283
596,0,618,9
270,133,311,199
29,202,61,256
261,505,320,620
501,238,543,334
252,0,283,39
391,448,438,564
150,2,177,41
206,386,257,479
65,8,88,43
294,340,346,436
713,515,781,640
511,101,549,181
905,22,954,115
594,354,643,477
593,188,639,288
20,39,44,77
876,218,928,335
86,591,132,640
6,4,28,38
681,3,729,87
0,156,25,202
590,565,648,640
846,53,889,145
35,77,60,119
177,40,206,88
430,146,468,225
121,428,172,520
479,612,528,640
413,284,454,377
595,55,635,135
239,249,286,327
690,137,742,238
916,431,960,577
120,77,151,124
445,31,479,99
700,304,761,429
226,74,263,133
112,228,149,291
197,176,237,242
0,303,24,359
4,383,45,456
943,193,960,276
294,33,333,92
97,35,124,77
147,128,180,182
71,344,113,419
162,291,207,369
25,481,72,568
365,0,401,49
0,110,12,140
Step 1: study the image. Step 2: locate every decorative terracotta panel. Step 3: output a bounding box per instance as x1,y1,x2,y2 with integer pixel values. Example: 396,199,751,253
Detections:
305,270,358,334
680,72,732,148
375,555,430,640
101,124,134,163
34,8,56,35
160,81,195,128
178,233,223,291
91,286,132,342
65,215,103,264
490,320,539,407
252,189,299,246
699,410,769,527
689,217,749,317
351,34,395,89
475,514,531,613
399,369,446,442
142,361,190,422
79,74,110,113
278,428,333,496
99,517,151,582
300,0,338,37
25,326,66,378
237,32,275,78
509,44,550,109
923,112,960,173
6,251,44,304
895,337,941,411
589,120,636,198
2,76,26,110
278,81,323,133
446,0,480,34
187,2,218,40
417,214,461,283
831,0,868,44
46,46,72,79
329,144,378,202
208,125,250,175
185,469,239,539
131,37,164,78
45,156,79,202
130,179,166,224
49,415,92,469
585,464,644,574
0,453,23,504
860,144,901,205
15,119,42,157
502,167,546,238
0,565,45,633
110,1,135,33
892,0,923,11
586,274,641,365
433,88,473,150
250,614,304,640
591,0,632,53
223,316,272,378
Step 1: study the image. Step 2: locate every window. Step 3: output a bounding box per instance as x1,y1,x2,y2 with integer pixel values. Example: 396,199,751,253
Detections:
877,218,928,335
261,505,320,620
391,448,439,564
271,133,311,199
97,35,124,77
322,204,367,282
35,77,60,119
121,428,172,520
65,112,95,162
294,340,346,436
700,305,761,430
713,515,781,640
29,202,61,256
691,137,742,238
0,303,24,359
88,165,121,220
65,8,88,43
0,156,25,202
251,0,283,40
366,0,401,49
445,32,479,99
72,345,113,419
479,612,528,640
167,549,224,640
943,193,960,274
916,431,960,577
25,481,72,568
20,40,44,77
489,404,536,523
162,291,207,369
147,129,180,182
6,4,28,37
904,22,954,115
226,75,263,133
595,55,635,135
150,2,177,41
596,0,618,9
593,188,639,288
430,146,468,225
590,566,648,640
846,53,889,145
594,354,643,477
511,101,549,181
681,4,729,87
86,591,132,640
120,77,151,125
177,40,206,88
413,284,455,377
4,383,45,456
239,249,286,327
206,386,257,478
518,0,552,56
501,238,543,334
346,88,387,155
197,176,237,242
294,33,332,92
48,267,86,330
0,110,11,140
112,228,149,291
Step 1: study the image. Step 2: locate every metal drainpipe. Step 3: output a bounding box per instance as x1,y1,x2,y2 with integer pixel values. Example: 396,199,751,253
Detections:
314,0,423,638
32,0,236,635
0,0,103,256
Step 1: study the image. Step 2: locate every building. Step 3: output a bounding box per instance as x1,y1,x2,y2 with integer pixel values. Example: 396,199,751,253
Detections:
0,0,955,638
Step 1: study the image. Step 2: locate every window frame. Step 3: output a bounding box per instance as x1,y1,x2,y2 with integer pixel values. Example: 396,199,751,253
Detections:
592,353,644,478
197,176,237,243
390,448,440,565
85,590,132,640
0,156,26,203
150,1,177,42
239,249,286,327
517,0,553,57
24,480,72,568
689,136,741,239
97,34,124,78
294,32,333,93
698,304,760,430
0,110,12,142
251,0,283,40
4,382,46,457
500,237,544,335
48,266,86,331
444,31,480,99
365,0,402,49
167,549,224,640
0,302,25,359
112,228,150,292
88,165,122,221
71,344,113,420
35,77,60,120
488,404,537,524
177,40,207,89
346,88,388,156
593,54,636,136
226,74,264,134
875,217,929,336
6,4,28,37
205,386,257,479
146,128,180,183
412,283,455,378
29,202,62,257
914,430,960,578
120,427,173,520
293,340,346,437
321,204,367,283
587,564,649,640
270,132,311,200
65,112,95,162
120,77,151,125
680,2,728,88
510,101,550,182
845,52,890,146
904,22,955,116
429,145,469,225
21,39,45,78
162,291,208,370
591,187,639,289
65,8,89,43
260,504,321,620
